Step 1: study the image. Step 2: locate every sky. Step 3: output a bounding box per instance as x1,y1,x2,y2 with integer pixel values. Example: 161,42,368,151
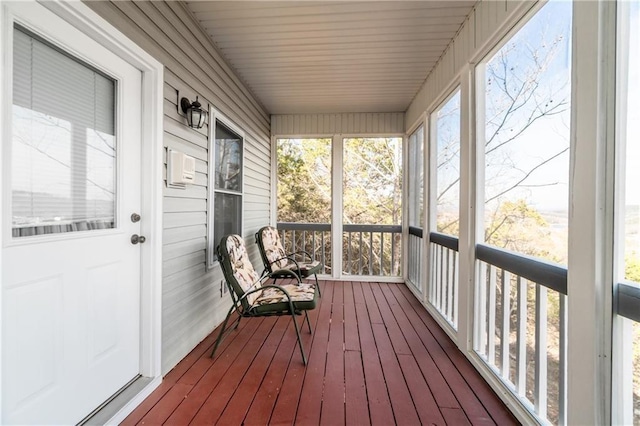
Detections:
483,0,572,213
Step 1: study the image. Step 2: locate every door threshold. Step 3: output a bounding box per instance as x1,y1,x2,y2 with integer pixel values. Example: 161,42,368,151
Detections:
78,375,160,425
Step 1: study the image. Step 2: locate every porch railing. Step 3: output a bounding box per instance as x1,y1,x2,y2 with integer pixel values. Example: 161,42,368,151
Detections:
475,244,567,426
429,232,459,328
407,226,423,291
425,233,568,425
276,222,402,277
276,222,331,275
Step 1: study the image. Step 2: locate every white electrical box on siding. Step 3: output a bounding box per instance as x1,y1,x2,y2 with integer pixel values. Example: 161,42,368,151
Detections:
167,149,196,188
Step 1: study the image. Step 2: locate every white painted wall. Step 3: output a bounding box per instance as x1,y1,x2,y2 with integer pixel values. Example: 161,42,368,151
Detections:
272,112,404,136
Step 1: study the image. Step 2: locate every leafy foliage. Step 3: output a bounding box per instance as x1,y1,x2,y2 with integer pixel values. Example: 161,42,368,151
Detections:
277,138,331,224
276,137,403,276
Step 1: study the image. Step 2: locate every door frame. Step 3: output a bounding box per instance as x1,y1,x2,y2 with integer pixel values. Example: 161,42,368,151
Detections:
0,1,164,423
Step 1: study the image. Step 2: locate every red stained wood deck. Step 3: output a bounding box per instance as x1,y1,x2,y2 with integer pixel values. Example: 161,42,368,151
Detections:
122,281,519,425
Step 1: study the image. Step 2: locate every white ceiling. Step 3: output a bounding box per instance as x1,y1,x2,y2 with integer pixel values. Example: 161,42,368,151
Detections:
185,1,475,114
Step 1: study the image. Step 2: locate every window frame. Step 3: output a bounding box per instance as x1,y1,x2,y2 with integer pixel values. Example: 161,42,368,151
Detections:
429,86,462,237
7,24,123,243
207,108,245,269
474,0,572,261
471,2,574,424
612,1,640,424
407,124,425,229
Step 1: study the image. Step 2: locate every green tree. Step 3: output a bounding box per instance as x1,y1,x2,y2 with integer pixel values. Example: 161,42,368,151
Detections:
277,137,403,276
277,138,331,223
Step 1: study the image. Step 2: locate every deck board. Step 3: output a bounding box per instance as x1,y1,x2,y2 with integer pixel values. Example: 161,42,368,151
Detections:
166,317,269,424
216,316,290,425
189,317,279,424
242,319,300,424
293,281,333,426
383,284,461,408
320,284,346,425
344,349,370,425
353,288,397,426
343,282,361,352
122,281,519,426
391,285,497,425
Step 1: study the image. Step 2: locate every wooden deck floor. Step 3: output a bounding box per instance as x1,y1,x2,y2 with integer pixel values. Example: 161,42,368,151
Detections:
122,281,518,425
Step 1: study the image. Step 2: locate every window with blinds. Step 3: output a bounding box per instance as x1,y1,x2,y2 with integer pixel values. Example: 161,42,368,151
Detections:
11,25,117,237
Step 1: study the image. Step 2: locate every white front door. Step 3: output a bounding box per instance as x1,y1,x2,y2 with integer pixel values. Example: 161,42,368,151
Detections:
2,3,144,424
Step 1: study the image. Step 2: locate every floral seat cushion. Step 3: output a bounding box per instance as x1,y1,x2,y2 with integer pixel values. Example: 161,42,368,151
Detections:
225,234,262,305
260,226,289,269
215,233,317,365
253,282,316,305
225,234,318,310
251,282,318,314
259,226,322,276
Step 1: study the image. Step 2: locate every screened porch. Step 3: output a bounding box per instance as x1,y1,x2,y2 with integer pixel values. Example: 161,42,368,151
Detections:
1,0,639,425
124,0,638,424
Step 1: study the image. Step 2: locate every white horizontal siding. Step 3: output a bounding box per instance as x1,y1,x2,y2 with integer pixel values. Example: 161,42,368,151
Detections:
86,0,272,374
405,0,537,128
272,112,405,136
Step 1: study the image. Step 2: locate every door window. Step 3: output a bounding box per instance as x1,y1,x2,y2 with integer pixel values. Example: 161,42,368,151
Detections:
12,26,116,237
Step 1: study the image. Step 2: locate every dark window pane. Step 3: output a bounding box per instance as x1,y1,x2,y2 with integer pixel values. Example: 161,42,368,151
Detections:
214,192,241,246
214,121,242,192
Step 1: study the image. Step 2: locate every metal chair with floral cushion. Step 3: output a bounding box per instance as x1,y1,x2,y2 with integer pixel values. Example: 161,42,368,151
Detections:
210,234,318,365
255,225,323,297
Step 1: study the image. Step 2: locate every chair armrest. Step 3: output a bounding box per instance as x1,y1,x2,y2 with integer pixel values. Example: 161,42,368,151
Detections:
268,255,307,276
271,265,303,284
287,250,314,261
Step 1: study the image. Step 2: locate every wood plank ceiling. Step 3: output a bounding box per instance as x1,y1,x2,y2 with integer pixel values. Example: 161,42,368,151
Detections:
184,1,476,114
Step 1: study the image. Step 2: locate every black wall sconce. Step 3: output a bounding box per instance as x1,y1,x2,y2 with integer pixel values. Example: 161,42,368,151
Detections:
180,96,208,129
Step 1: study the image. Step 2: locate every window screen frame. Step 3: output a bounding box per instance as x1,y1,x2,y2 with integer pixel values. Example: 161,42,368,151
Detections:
407,124,425,229
429,86,462,238
207,108,245,269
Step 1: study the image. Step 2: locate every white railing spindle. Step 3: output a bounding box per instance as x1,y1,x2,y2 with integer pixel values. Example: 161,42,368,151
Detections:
488,265,497,365
535,285,548,420
446,248,453,320
453,251,459,327
516,276,527,397
501,271,511,380
559,293,567,426
477,262,488,354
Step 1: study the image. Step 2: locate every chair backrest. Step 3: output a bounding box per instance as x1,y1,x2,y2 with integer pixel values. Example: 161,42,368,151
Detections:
256,226,289,272
217,234,262,307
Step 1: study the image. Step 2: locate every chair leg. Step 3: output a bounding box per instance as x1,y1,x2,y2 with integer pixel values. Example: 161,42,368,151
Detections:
304,310,312,333
210,305,235,358
289,301,307,365
314,274,321,297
